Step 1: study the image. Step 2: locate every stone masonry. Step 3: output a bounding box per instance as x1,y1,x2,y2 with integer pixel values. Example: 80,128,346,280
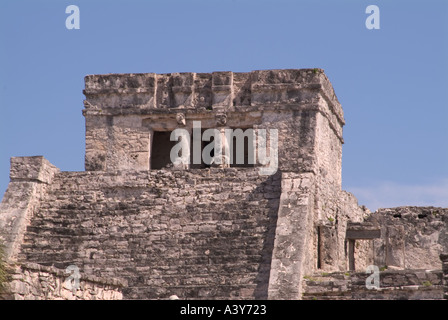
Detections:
1,262,125,300
0,69,446,299
302,269,444,300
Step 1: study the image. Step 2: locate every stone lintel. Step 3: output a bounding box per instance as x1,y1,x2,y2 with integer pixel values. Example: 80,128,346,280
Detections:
346,229,381,240
346,222,381,240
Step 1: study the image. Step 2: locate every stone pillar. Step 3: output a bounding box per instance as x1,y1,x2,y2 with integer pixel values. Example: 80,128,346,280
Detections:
318,224,339,271
348,239,356,271
171,113,190,170
218,127,231,168
170,129,190,170
441,253,448,300
211,71,233,168
212,110,230,168
385,225,405,269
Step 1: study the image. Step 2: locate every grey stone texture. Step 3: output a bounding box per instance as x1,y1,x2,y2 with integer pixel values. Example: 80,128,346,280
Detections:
82,69,344,174
302,268,444,300
1,262,124,300
0,69,446,300
18,168,281,299
367,207,448,270
0,156,59,261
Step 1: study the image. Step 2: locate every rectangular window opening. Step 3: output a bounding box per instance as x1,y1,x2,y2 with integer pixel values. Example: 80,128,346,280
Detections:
229,127,254,168
190,129,214,169
151,131,177,170
150,127,255,170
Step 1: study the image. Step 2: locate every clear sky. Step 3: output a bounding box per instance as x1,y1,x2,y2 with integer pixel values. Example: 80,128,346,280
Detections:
1,0,447,211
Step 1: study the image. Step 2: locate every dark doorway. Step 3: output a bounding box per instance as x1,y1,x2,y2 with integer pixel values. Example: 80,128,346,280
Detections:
229,128,254,168
190,129,214,169
151,131,176,169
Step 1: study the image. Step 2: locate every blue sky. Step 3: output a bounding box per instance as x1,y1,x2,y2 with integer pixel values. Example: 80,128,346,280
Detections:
1,0,447,211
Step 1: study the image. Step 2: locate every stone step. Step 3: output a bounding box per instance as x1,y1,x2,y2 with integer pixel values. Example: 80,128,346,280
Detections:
18,170,279,299
302,271,445,300
124,283,259,300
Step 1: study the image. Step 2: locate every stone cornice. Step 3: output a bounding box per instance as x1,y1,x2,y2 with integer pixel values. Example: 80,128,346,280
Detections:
83,69,344,127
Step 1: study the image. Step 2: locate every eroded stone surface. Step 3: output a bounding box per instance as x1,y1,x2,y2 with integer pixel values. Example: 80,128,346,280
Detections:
0,263,124,300
0,69,446,300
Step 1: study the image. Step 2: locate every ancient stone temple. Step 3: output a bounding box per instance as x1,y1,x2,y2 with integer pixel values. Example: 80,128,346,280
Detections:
0,69,447,300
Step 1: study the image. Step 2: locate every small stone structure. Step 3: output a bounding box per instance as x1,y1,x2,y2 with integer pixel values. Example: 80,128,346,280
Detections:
0,69,446,299
368,207,448,270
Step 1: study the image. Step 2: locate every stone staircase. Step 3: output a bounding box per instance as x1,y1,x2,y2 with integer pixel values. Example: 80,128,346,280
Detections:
18,168,281,299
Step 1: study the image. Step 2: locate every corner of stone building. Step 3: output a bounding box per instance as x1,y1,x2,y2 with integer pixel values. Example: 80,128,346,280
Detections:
0,156,59,262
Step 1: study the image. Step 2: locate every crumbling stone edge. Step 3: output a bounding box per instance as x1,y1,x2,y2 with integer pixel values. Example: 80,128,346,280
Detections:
441,253,448,300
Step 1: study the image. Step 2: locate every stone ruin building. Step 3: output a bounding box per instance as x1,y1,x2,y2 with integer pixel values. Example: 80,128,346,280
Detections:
0,69,447,300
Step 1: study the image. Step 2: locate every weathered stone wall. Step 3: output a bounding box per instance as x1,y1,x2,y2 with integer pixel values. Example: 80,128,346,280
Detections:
314,102,343,188
311,108,371,273
18,168,282,299
83,70,342,113
0,157,59,261
367,207,448,270
0,69,377,300
1,262,124,300
82,69,344,174
77,68,360,299
257,108,317,174
303,269,444,300
313,185,372,272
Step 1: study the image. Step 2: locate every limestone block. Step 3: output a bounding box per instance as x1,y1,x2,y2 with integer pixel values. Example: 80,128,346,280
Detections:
319,225,339,270
212,71,233,108
9,156,59,183
386,225,405,268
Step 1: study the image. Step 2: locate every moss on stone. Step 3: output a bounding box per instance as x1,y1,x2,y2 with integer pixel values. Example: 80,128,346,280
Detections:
0,242,10,294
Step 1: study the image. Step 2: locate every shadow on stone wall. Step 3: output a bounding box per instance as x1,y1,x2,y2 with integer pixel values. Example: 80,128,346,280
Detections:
252,171,281,299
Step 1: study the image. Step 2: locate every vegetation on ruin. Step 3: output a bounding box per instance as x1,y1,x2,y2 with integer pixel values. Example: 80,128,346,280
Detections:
0,242,10,294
